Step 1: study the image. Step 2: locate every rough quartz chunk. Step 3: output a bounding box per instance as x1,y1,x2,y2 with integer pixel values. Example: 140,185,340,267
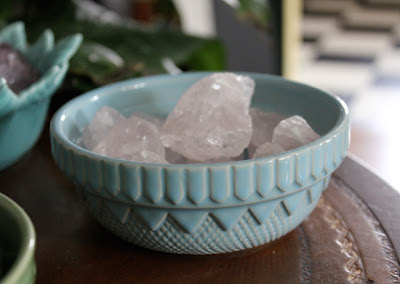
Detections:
132,112,187,164
249,108,286,155
0,43,40,94
92,115,167,163
272,115,320,150
82,106,125,150
161,73,255,161
252,142,284,159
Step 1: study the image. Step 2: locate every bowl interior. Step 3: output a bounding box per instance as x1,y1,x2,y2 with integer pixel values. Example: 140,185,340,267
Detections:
0,205,21,277
56,72,346,150
0,193,35,283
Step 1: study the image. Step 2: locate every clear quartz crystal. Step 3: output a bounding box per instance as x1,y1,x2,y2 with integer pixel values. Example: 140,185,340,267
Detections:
249,108,286,156
161,73,255,162
272,115,320,150
92,115,167,163
252,142,284,159
82,106,125,150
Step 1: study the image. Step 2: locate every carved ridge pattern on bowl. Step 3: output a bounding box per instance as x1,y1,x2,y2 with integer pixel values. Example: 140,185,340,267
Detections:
69,177,326,209
51,118,349,205
50,117,348,236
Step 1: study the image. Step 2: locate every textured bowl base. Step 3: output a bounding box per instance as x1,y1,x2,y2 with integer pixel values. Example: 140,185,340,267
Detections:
81,182,325,255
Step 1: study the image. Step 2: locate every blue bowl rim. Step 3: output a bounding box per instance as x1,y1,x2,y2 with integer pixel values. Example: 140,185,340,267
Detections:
50,71,349,168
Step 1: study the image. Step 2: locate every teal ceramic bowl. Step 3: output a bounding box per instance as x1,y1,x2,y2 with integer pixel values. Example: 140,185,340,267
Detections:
0,193,36,284
50,72,350,254
0,22,82,170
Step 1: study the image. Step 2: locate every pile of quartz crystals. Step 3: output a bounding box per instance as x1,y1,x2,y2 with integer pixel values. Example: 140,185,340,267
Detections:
81,72,321,164
161,73,254,162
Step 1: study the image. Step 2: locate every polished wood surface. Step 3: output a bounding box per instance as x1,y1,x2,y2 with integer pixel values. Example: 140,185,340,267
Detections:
1,123,400,283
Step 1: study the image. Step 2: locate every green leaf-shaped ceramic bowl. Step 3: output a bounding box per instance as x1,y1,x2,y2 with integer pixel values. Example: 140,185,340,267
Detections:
0,22,82,170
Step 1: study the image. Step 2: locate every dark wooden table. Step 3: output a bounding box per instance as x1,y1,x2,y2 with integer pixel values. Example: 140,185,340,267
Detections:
1,123,400,283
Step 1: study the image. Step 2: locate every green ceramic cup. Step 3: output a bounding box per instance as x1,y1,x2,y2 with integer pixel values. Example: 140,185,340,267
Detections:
0,193,35,284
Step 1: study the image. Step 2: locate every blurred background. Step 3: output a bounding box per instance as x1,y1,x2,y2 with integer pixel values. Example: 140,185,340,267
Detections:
298,0,400,191
1,0,399,189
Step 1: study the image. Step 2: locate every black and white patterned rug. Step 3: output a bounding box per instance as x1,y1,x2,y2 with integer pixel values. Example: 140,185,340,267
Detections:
298,0,400,114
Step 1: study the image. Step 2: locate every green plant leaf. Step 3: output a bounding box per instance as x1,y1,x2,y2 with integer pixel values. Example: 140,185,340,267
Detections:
69,40,124,83
27,20,225,90
186,39,226,71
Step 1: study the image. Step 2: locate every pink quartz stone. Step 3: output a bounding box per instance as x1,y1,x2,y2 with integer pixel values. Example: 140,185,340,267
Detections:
82,106,125,150
248,108,286,156
92,115,167,163
272,115,320,150
132,113,186,164
161,73,254,162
